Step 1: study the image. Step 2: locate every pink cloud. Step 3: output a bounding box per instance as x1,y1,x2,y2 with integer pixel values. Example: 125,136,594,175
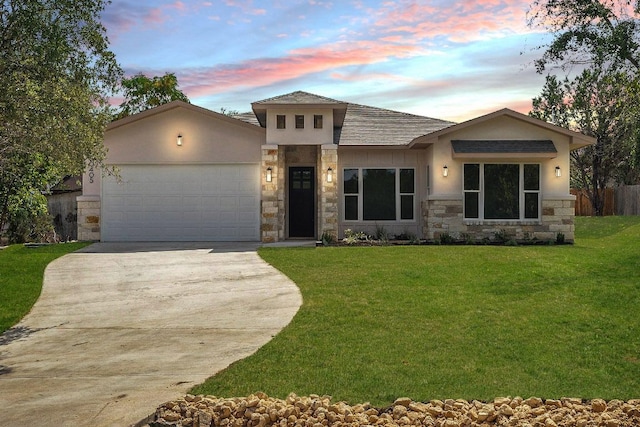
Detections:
370,0,533,43
174,40,425,98
171,1,187,12
144,8,165,25
103,1,192,35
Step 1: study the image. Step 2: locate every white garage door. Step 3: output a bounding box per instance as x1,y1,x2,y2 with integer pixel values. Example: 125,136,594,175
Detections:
102,164,260,242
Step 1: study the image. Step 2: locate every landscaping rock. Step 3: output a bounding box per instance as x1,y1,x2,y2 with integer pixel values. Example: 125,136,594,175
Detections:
592,398,607,412
149,394,640,427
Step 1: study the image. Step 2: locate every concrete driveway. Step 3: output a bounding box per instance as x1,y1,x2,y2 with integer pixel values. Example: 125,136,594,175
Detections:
0,242,303,426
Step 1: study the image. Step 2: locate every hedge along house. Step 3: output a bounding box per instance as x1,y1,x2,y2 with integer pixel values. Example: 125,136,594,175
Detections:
77,91,595,243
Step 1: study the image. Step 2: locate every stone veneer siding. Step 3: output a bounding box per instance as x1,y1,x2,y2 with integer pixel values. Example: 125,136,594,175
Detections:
260,144,338,243
318,145,338,240
423,196,576,243
77,195,101,241
261,145,286,243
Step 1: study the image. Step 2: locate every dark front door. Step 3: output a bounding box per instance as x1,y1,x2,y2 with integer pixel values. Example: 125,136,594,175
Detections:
289,167,315,238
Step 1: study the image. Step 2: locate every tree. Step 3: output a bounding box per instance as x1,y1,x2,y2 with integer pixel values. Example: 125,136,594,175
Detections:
0,0,121,241
528,0,640,73
531,69,640,214
529,0,640,214
219,107,240,116
115,73,189,120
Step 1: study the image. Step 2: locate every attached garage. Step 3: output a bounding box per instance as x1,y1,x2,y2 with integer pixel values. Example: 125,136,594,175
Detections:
78,101,265,242
101,164,260,242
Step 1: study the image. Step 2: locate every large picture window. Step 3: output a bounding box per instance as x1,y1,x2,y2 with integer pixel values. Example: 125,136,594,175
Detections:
464,163,540,221
343,168,415,221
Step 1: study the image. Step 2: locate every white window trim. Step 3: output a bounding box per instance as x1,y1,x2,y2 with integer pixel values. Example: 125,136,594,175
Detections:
463,163,541,223
342,167,416,222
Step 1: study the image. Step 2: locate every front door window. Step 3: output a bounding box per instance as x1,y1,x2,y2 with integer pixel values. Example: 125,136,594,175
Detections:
289,167,315,238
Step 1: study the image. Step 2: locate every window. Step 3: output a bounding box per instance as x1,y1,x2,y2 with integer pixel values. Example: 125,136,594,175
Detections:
344,169,359,221
314,115,323,129
524,164,540,219
400,169,415,220
295,115,304,129
276,115,286,129
343,168,415,221
363,169,395,220
464,163,540,220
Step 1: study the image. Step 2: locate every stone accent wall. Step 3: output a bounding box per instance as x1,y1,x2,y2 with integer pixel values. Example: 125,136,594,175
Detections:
318,145,338,240
423,196,576,243
422,198,464,240
76,195,101,241
541,197,575,242
261,145,285,243
262,144,337,242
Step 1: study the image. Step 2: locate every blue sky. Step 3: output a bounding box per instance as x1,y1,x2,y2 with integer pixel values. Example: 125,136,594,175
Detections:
102,0,550,122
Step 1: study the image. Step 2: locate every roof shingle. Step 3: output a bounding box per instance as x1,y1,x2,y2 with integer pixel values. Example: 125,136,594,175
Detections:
337,103,454,146
253,91,345,105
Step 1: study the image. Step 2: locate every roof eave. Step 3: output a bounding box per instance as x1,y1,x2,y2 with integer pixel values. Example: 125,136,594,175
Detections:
250,102,348,128
452,152,558,159
409,108,597,148
107,100,265,134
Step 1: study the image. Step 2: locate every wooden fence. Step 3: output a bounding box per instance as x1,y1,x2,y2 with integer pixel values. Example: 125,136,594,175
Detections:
615,185,640,215
47,191,80,240
571,186,640,216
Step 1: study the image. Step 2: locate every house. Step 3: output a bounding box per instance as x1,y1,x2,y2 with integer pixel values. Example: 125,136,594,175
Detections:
77,91,595,243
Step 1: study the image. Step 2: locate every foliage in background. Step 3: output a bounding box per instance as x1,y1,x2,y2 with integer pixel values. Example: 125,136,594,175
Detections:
528,0,640,214
0,242,89,334
0,0,122,241
193,217,640,405
531,69,640,214
219,107,240,116
528,0,640,73
114,73,189,120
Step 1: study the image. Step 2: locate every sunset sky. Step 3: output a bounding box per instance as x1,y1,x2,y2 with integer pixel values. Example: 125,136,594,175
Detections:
102,0,552,122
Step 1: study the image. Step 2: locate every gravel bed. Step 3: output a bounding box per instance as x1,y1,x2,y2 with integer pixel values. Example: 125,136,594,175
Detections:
149,393,640,427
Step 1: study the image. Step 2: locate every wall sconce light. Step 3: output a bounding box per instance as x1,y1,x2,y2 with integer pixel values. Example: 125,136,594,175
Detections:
176,134,183,146
555,166,562,177
442,165,448,177
327,167,333,183
266,167,273,182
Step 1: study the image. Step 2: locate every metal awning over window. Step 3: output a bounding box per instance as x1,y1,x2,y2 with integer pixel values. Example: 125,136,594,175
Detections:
451,140,558,159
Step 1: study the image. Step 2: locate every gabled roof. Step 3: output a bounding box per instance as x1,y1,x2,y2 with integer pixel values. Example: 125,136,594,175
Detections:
410,108,596,149
106,100,264,134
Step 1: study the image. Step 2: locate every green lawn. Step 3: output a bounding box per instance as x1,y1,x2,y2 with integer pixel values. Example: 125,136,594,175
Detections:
192,216,640,405
0,242,89,333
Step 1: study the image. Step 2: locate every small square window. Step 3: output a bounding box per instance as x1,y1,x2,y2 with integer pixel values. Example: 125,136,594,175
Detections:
314,115,323,129
295,115,304,129
276,115,286,129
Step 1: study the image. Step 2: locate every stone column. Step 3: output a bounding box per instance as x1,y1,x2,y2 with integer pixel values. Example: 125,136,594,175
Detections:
261,145,285,242
318,144,338,240
541,196,576,242
76,195,101,241
424,196,464,240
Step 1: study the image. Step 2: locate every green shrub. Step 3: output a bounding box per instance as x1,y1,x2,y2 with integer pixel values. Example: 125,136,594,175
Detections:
439,232,455,244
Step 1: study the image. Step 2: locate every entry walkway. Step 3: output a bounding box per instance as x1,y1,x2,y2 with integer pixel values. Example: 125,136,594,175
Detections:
0,243,302,426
